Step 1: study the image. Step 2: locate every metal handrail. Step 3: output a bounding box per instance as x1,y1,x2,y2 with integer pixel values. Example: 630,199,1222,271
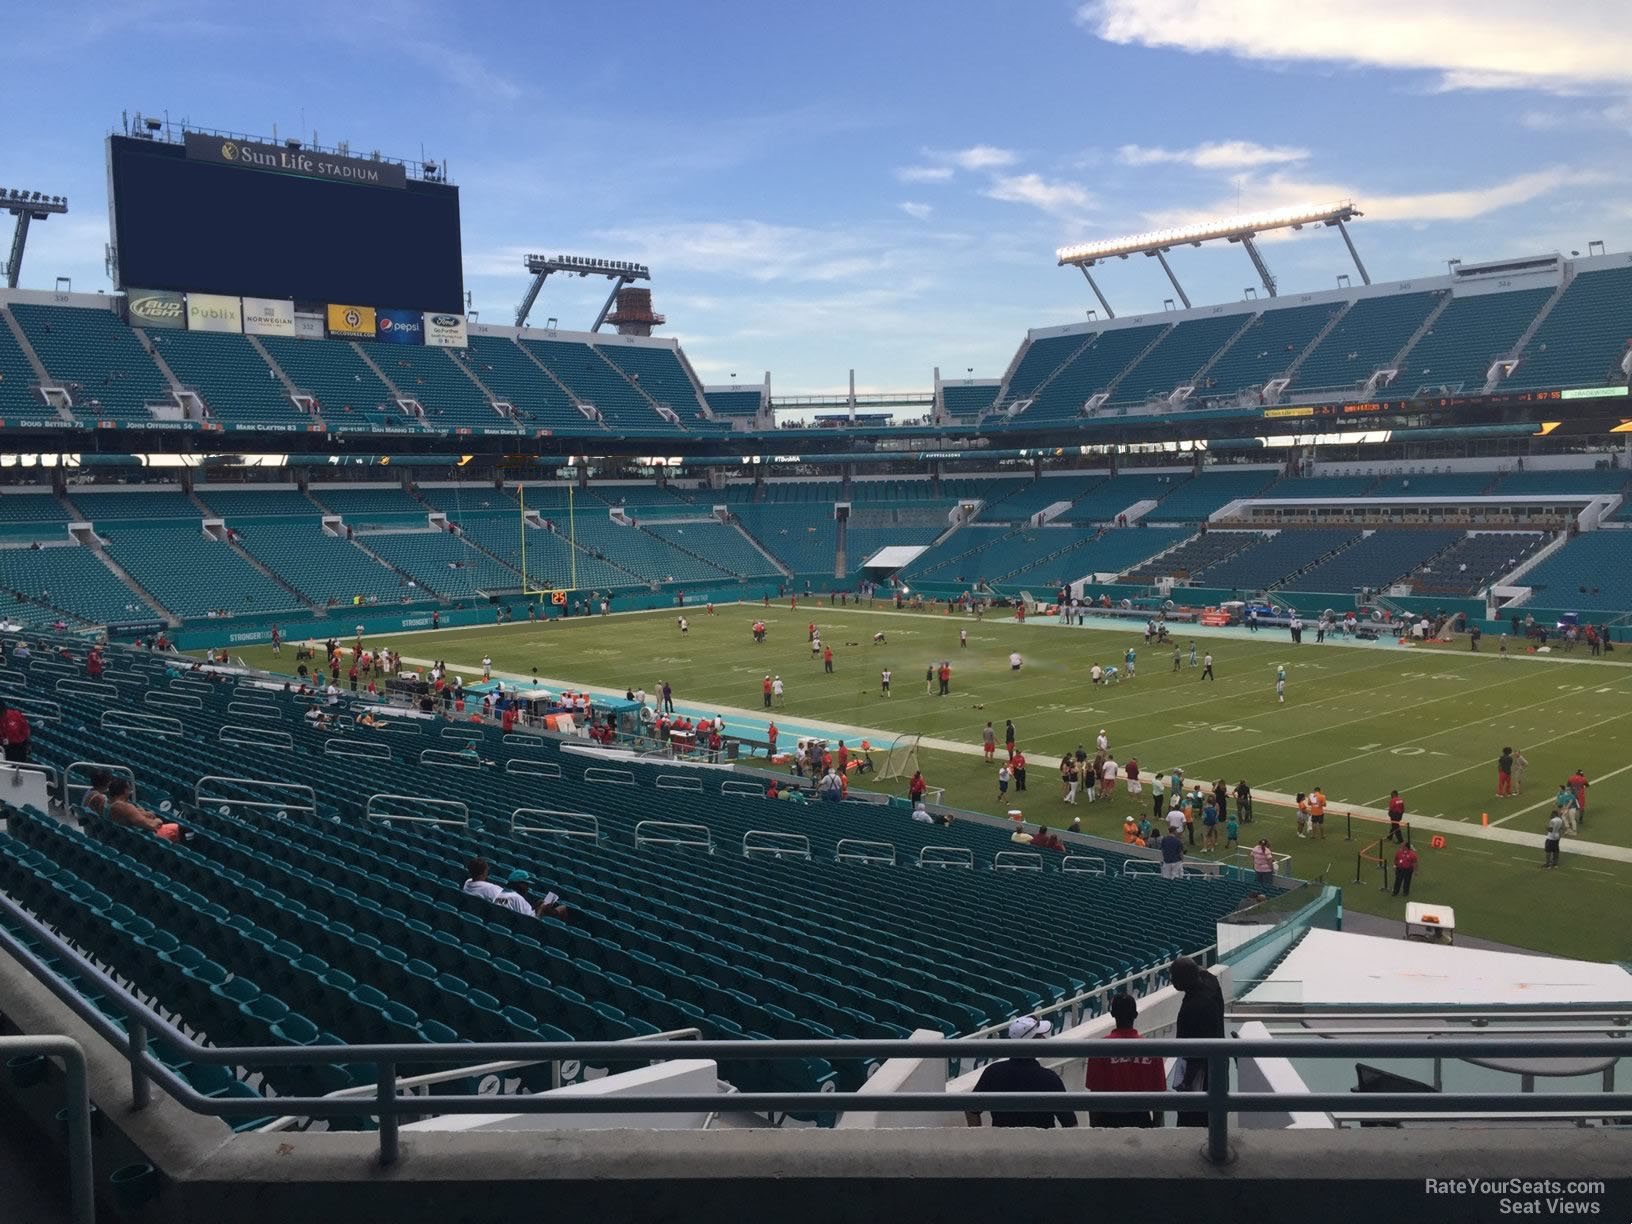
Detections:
585,766,636,786
0,1034,93,1224
195,775,318,817
1061,855,1106,875
742,830,811,861
834,838,896,866
993,851,1043,872
365,792,470,827
144,689,204,711
633,820,713,852
655,773,704,792
917,845,974,870
419,748,482,769
511,808,600,841
721,779,765,796
101,708,184,737
219,724,295,750
504,758,562,779
323,737,392,761
55,678,119,699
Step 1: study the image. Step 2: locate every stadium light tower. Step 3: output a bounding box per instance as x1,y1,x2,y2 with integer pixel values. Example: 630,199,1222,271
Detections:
516,254,652,330
1055,201,1366,314
2,188,68,289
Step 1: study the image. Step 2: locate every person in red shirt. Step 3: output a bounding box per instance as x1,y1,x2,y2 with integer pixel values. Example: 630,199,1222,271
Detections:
836,741,849,773
1085,994,1166,1127
1011,750,1027,793
1568,769,1589,826
938,662,951,695
86,648,104,679
1392,842,1419,897
823,645,834,674
766,721,778,755
908,770,927,804
1387,790,1406,843
762,675,773,709
1,701,32,763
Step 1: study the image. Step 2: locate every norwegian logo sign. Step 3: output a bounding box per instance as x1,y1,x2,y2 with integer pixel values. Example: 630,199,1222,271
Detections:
184,131,407,189
422,312,468,348
326,303,376,338
376,308,424,346
125,288,185,330
242,297,296,337
187,292,243,333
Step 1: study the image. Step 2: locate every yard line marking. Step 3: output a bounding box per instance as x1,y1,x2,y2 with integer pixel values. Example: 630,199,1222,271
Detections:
1250,672,1632,794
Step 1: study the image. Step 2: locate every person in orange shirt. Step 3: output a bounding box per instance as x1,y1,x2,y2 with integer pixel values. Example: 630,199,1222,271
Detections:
1306,787,1327,840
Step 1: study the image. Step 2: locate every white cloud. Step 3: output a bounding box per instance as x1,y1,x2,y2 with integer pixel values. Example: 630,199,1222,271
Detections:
1078,0,1632,93
985,173,1094,216
1117,140,1310,170
1140,167,1591,231
895,164,954,183
947,144,1018,170
591,220,903,283
898,201,934,220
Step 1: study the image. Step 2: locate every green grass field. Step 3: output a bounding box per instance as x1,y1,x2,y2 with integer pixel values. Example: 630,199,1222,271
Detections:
230,604,1632,962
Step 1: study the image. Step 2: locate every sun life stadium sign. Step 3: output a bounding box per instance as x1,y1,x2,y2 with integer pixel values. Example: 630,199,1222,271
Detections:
183,131,407,189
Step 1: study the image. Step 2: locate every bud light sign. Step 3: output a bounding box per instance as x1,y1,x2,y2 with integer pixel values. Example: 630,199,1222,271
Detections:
375,308,424,345
125,288,186,329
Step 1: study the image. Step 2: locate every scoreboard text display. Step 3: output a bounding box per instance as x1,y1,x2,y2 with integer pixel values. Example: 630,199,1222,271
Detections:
106,134,464,313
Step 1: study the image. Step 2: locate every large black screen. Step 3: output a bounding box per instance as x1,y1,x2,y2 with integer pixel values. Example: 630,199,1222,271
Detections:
107,136,464,312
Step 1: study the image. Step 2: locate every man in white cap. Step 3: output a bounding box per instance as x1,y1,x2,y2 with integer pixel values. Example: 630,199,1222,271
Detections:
1096,729,1109,754
965,1016,1078,1129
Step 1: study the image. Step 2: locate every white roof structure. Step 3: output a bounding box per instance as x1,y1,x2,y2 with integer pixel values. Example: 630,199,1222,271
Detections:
862,545,927,569
1245,928,1632,1008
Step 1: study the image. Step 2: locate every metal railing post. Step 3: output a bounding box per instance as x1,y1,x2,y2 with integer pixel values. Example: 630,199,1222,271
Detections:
377,1061,399,1168
1205,1053,1232,1165
128,1020,151,1110
0,1036,94,1224
61,1040,95,1224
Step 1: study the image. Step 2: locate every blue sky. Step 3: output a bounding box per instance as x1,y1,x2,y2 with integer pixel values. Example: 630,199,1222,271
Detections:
4,0,1630,393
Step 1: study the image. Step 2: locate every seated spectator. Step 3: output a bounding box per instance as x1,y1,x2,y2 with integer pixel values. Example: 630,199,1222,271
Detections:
82,769,112,818
1085,993,1166,1127
496,870,568,919
966,1016,1077,1129
105,779,182,842
462,857,503,901
1032,825,1065,851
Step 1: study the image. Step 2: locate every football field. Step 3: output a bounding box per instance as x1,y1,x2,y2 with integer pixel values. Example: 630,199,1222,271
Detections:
230,604,1632,962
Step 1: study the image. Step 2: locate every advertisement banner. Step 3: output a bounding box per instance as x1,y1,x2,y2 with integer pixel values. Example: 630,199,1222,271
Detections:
242,296,296,336
423,311,469,348
375,308,425,346
125,288,186,330
327,303,376,338
183,130,407,189
294,312,326,339
186,292,243,333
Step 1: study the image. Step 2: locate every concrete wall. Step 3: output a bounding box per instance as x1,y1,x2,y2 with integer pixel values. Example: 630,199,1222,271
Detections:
836,1030,954,1129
